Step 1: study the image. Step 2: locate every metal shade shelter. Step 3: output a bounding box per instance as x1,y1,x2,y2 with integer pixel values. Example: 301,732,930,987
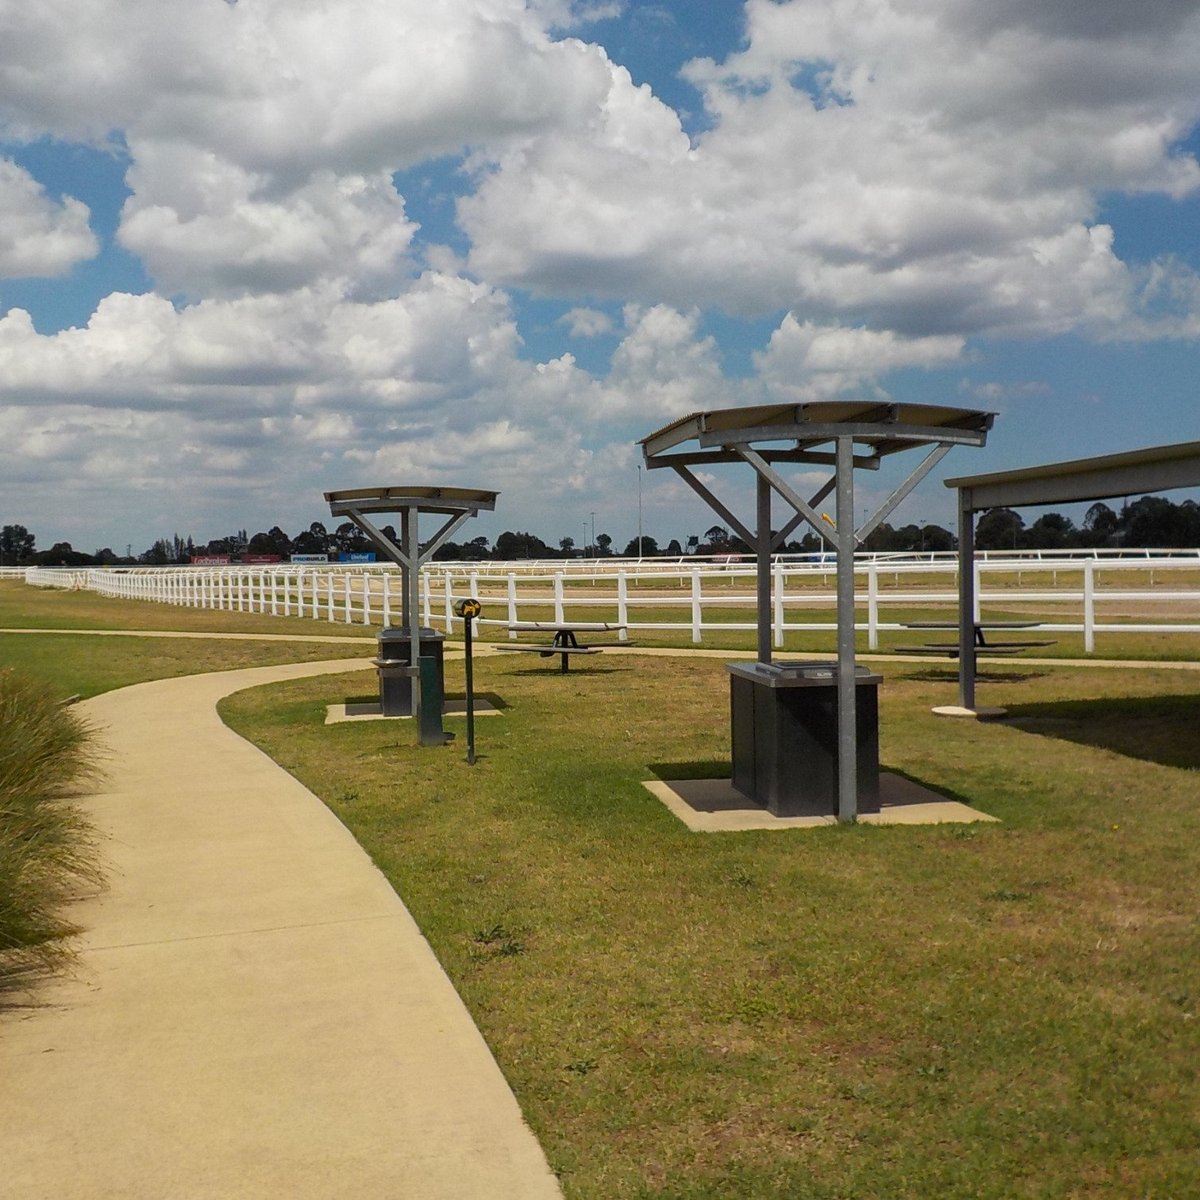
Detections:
946,440,1200,712
641,401,994,821
325,485,498,732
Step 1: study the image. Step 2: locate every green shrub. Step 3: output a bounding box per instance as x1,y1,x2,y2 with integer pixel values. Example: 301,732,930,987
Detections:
0,669,104,993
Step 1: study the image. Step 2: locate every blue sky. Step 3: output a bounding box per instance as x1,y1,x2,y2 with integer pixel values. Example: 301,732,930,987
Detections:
1,0,1198,554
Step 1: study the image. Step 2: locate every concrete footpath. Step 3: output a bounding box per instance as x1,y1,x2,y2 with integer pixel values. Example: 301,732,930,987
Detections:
0,659,562,1200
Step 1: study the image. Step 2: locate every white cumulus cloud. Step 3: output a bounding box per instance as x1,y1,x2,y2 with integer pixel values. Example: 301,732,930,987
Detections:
0,159,97,278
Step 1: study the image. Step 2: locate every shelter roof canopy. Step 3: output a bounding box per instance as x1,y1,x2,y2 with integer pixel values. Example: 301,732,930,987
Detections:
946,441,1200,511
324,485,498,517
641,402,994,466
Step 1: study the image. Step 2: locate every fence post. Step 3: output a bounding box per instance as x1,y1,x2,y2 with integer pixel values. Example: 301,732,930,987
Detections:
1083,559,1095,653
361,573,371,624
382,573,391,625
691,569,703,643
554,572,565,624
617,569,629,640
507,573,518,636
973,559,983,622
773,558,784,648
867,562,879,650
343,574,352,623
443,573,454,634
469,571,482,635
326,573,334,622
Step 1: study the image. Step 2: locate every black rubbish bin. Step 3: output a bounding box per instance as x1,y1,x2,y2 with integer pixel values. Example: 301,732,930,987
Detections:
727,661,881,817
376,626,445,717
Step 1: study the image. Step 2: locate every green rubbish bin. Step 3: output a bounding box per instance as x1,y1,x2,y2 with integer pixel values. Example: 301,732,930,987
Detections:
417,653,448,746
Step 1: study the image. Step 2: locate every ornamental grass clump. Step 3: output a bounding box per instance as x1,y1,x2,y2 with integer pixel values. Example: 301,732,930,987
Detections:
0,669,104,994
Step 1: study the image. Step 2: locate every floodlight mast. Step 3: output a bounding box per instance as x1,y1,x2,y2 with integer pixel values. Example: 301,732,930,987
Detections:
639,403,993,822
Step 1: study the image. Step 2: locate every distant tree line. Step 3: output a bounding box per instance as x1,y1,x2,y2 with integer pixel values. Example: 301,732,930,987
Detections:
969,498,1200,551
3,495,1198,567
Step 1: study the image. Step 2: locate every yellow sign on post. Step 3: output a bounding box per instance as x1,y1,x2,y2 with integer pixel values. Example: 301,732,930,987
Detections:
454,597,482,619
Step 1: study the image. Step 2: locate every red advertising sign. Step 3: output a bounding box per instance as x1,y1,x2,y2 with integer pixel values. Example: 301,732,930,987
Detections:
191,555,231,565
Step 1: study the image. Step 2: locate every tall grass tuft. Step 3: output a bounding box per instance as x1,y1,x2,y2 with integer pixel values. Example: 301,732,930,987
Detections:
0,669,104,994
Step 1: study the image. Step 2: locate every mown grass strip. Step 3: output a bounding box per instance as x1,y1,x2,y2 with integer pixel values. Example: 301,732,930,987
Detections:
223,651,1200,1199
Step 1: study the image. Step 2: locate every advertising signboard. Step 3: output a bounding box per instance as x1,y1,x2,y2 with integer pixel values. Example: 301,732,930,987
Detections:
338,552,377,563
290,554,330,563
190,555,231,565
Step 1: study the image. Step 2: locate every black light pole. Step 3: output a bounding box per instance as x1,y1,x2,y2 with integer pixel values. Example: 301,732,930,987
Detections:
454,597,482,765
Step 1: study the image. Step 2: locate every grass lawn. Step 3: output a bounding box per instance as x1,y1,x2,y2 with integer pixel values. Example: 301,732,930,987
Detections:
5,579,1198,1193
221,650,1200,1199
0,580,373,698
0,579,376,637
477,599,1200,662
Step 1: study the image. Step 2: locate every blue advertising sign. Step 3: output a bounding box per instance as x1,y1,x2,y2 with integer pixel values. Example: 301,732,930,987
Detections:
338,552,377,563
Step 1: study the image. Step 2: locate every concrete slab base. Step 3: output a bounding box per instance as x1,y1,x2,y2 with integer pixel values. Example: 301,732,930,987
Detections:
643,772,997,832
325,698,501,724
931,704,1008,719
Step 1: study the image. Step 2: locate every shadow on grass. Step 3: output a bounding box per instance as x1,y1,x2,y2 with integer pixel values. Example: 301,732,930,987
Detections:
648,760,731,781
900,667,1051,685
880,766,981,810
500,665,625,678
1004,692,1200,770
343,691,510,711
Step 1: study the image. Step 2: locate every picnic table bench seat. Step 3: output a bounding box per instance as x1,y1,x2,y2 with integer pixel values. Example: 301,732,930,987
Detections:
892,643,1025,658
496,622,629,672
505,622,626,633
891,638,1056,658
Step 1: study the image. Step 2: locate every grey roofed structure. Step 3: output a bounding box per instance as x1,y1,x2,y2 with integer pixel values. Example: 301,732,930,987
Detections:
944,440,1200,712
641,401,994,821
325,485,498,738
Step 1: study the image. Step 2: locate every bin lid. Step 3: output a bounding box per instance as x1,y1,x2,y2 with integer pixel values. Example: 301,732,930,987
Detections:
726,660,882,687
379,626,444,642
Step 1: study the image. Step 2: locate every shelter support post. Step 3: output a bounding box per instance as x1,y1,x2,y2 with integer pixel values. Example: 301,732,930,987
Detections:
836,435,858,823
757,474,772,665
405,506,423,726
958,489,976,711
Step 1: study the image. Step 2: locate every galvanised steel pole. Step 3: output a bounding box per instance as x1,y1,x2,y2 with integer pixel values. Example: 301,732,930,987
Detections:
836,434,858,823
757,472,772,665
958,488,976,711
404,505,422,719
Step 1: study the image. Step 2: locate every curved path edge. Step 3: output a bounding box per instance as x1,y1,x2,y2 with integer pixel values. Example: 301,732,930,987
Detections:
0,658,562,1200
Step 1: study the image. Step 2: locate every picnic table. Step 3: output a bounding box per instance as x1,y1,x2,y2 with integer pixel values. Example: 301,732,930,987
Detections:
895,620,1056,658
495,622,628,673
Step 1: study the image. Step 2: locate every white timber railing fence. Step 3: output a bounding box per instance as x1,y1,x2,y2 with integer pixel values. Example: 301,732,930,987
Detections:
19,552,1200,655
